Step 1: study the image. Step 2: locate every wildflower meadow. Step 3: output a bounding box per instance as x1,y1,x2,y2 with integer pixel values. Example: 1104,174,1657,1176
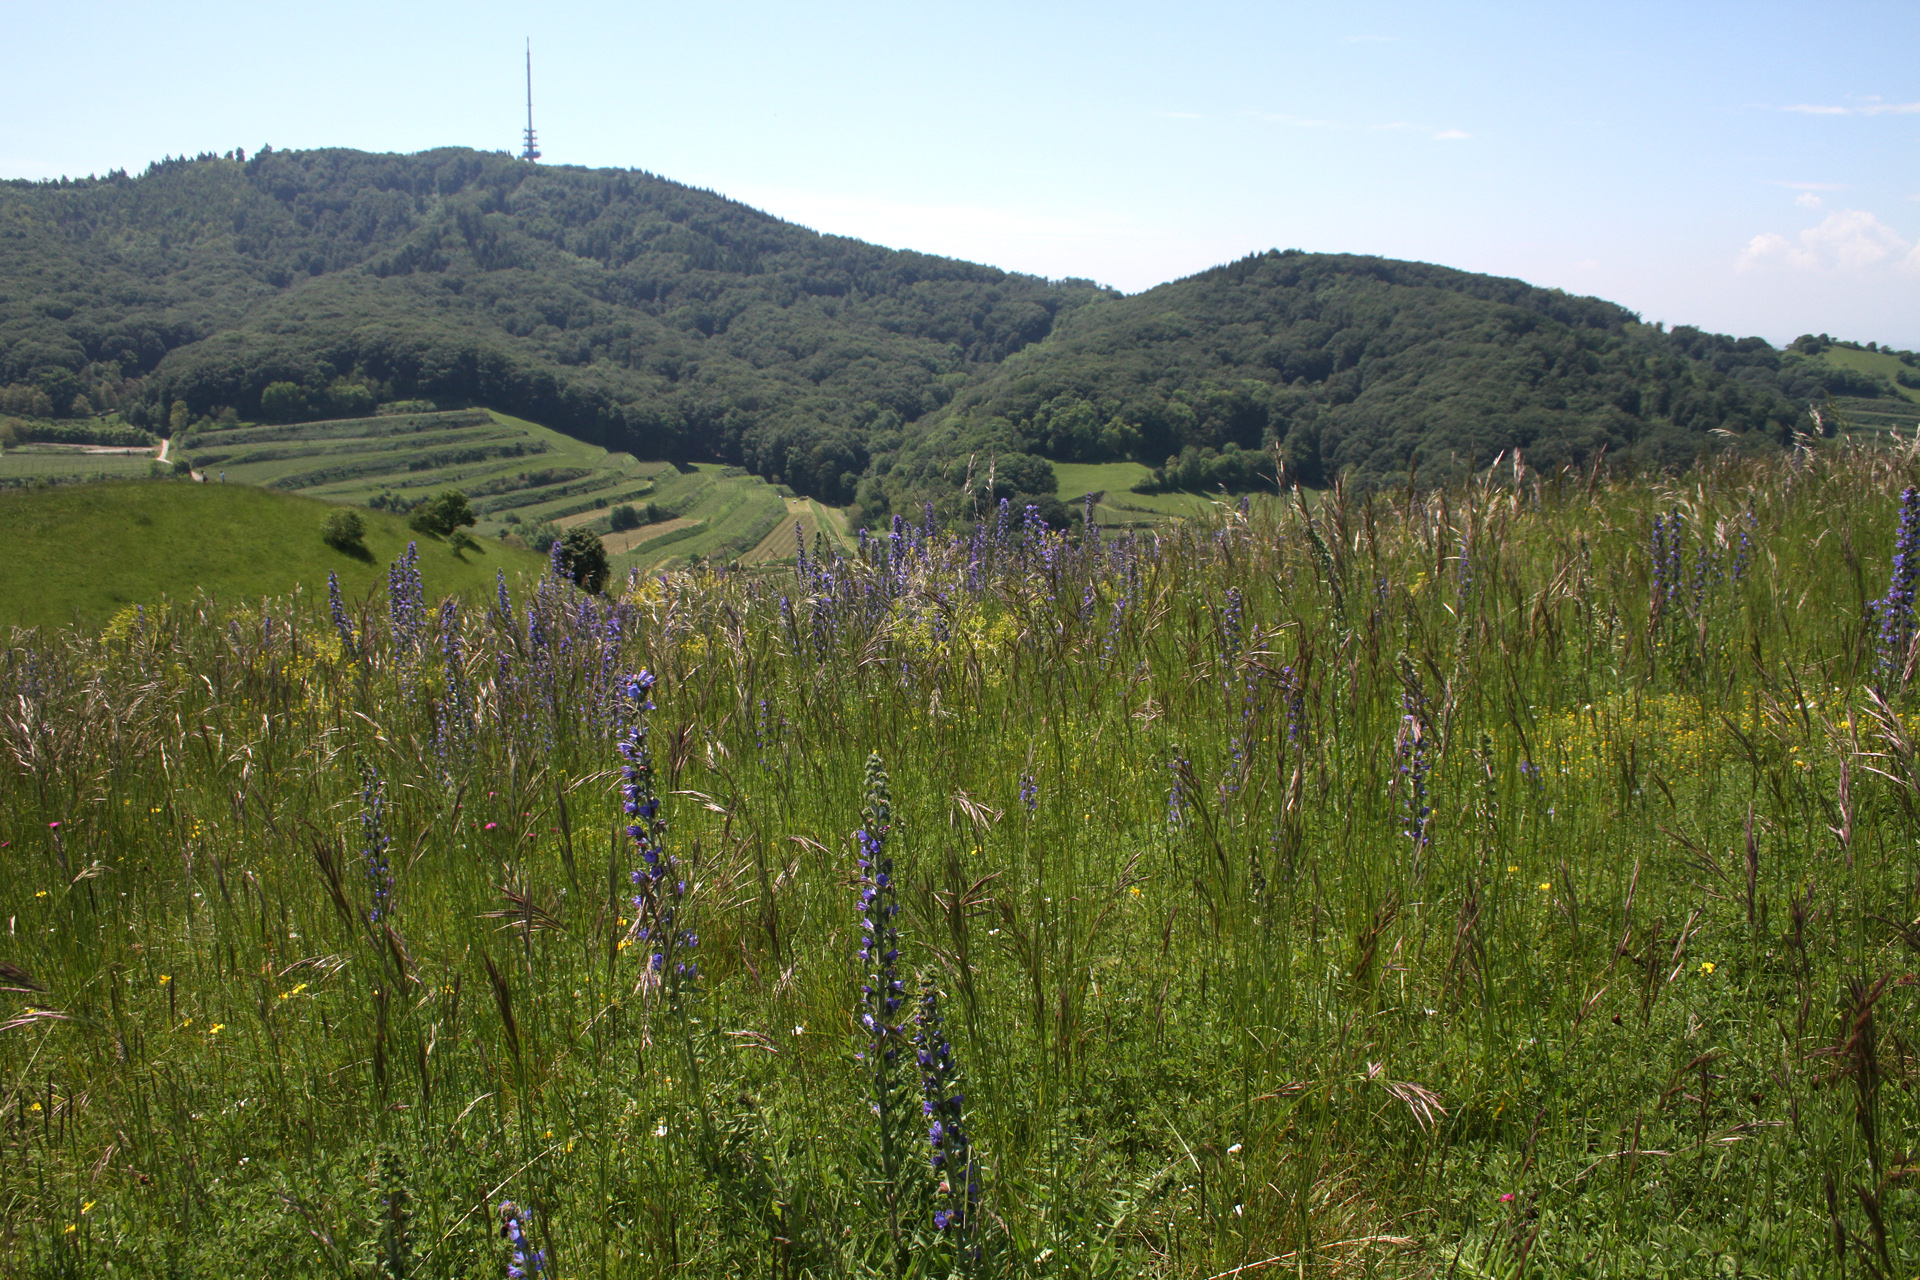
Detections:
6,446,1920,1277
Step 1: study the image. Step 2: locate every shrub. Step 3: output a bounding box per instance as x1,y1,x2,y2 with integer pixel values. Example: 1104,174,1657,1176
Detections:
527,521,561,553
609,503,640,531
322,508,367,552
407,490,476,536
557,527,610,594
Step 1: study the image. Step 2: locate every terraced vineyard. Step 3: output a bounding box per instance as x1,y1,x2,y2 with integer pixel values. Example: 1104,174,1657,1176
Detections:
175,409,796,572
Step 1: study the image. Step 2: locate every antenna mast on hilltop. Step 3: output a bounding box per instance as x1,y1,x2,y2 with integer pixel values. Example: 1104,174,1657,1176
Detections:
521,39,541,162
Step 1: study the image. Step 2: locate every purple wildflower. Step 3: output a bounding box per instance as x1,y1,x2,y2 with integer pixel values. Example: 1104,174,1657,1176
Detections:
854,753,909,1199
1878,486,1920,687
619,672,696,988
499,1202,546,1279
359,766,392,924
916,982,979,1239
388,543,424,655
328,571,356,657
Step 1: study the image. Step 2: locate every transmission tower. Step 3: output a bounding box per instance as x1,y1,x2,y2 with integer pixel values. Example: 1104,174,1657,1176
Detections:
521,39,541,162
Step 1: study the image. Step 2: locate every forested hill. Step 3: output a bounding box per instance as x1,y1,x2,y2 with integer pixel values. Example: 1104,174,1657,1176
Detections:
0,147,1107,503
5,149,1906,517
875,250,1857,511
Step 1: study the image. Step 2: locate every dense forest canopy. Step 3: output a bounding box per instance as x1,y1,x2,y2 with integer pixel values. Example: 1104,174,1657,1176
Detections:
0,147,1106,503
874,251,1916,515
4,148,1912,515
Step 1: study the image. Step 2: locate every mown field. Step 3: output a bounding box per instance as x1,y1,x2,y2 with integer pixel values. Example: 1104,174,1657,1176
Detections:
0,446,157,486
1052,463,1244,528
0,481,545,632
7,445,1920,1277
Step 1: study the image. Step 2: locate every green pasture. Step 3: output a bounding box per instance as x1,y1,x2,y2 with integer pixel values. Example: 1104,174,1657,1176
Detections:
0,447,157,485
1813,345,1920,404
0,480,544,632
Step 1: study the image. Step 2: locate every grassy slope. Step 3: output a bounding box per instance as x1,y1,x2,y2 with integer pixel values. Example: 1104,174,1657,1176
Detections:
1813,346,1920,404
1053,459,1277,526
0,480,545,631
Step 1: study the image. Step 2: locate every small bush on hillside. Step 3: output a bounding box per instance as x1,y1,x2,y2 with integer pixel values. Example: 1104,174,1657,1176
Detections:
527,521,561,553
408,490,476,536
557,527,609,594
322,508,367,552
609,504,640,531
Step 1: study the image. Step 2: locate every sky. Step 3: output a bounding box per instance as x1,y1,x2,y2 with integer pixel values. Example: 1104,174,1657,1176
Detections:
5,0,1916,347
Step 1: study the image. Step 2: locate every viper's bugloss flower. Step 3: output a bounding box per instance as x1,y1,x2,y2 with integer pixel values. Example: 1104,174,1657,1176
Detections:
1878,486,1920,688
499,1201,546,1278
327,571,356,656
359,766,392,923
915,981,979,1235
388,543,424,655
854,752,908,1176
618,671,695,986
1167,755,1190,830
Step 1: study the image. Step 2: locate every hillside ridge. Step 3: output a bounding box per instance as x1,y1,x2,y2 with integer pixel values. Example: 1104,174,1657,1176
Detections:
5,148,1916,520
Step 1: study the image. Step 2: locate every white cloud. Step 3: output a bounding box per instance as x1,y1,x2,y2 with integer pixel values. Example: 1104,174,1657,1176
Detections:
1245,112,1468,137
1783,100,1920,116
1797,191,1823,208
1246,111,1340,128
1737,209,1912,273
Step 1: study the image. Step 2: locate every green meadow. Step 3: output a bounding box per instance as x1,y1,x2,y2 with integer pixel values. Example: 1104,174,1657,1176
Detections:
6,446,1920,1276
0,480,545,632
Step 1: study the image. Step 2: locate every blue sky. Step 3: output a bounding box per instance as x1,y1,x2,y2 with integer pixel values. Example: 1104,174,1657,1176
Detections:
7,0,1916,346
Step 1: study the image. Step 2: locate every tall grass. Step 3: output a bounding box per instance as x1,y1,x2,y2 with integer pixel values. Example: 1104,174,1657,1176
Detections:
4,446,1920,1277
